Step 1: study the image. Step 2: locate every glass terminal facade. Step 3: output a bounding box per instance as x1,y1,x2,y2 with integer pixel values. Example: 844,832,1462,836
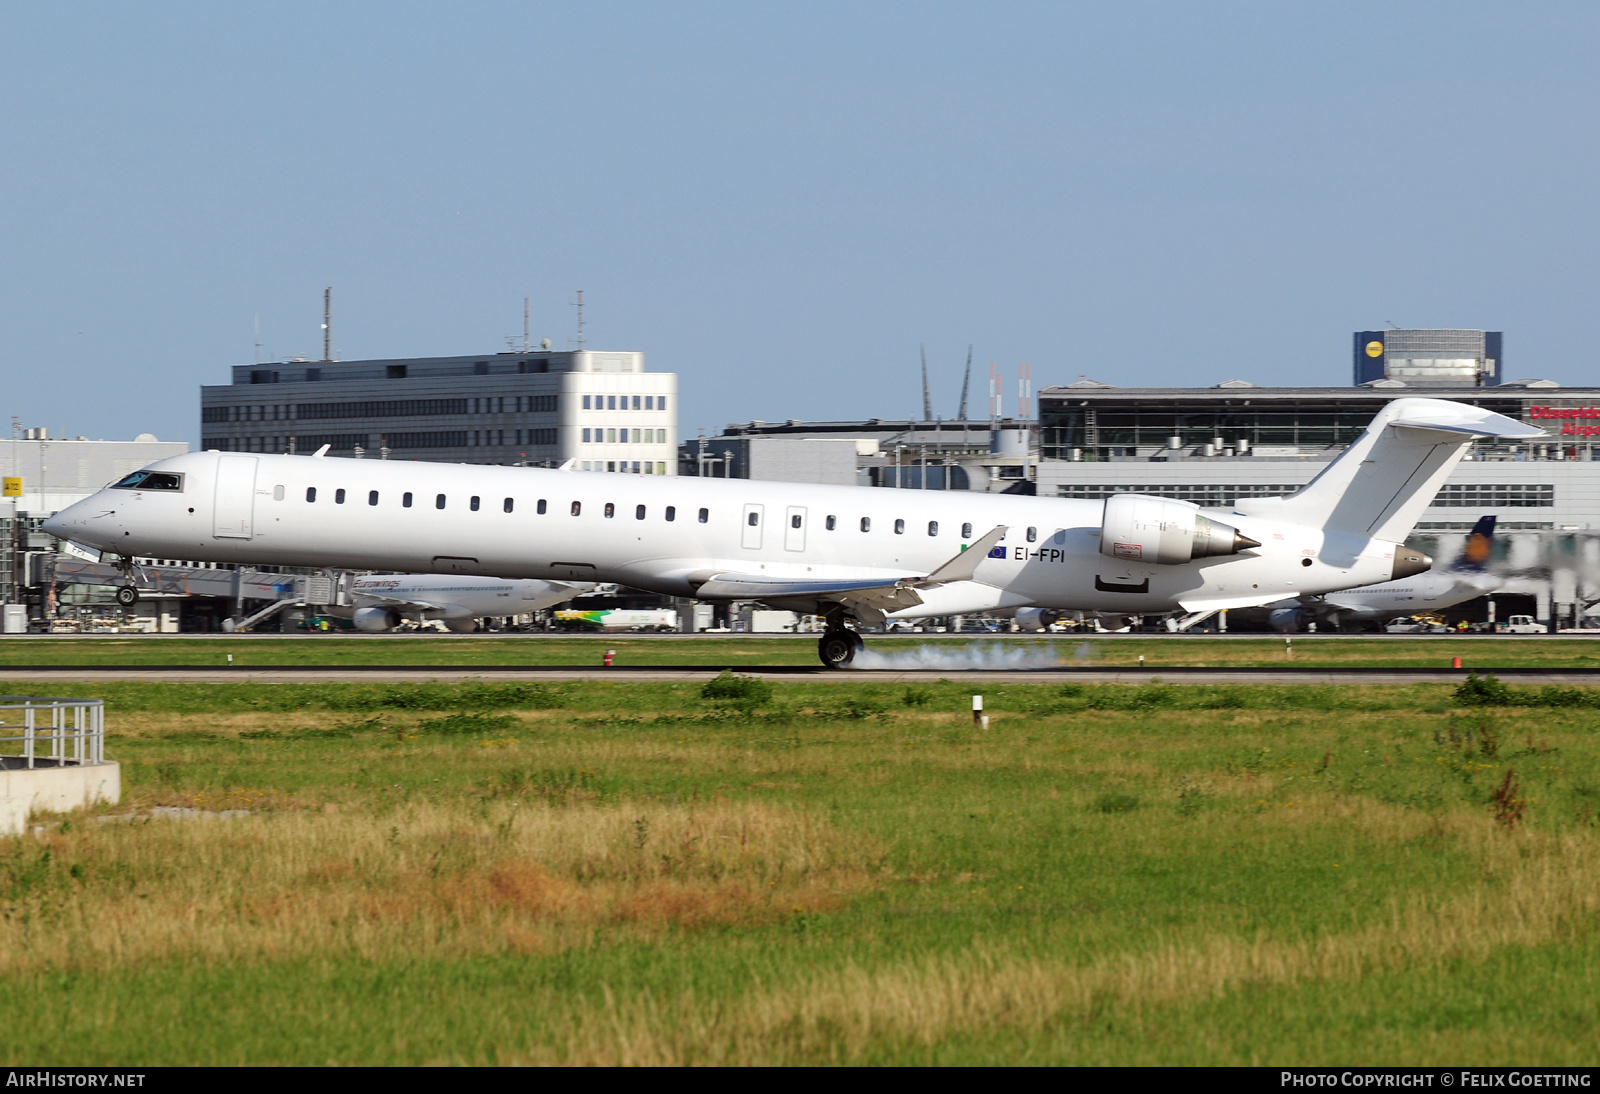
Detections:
1040,390,1529,462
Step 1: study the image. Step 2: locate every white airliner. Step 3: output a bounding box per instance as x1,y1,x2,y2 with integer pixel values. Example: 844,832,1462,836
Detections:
43,398,1540,667
1260,514,1500,632
342,573,594,632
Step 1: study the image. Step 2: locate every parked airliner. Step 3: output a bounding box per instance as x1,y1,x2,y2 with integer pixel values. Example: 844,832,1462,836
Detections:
43,398,1540,667
343,573,594,632
1260,514,1501,632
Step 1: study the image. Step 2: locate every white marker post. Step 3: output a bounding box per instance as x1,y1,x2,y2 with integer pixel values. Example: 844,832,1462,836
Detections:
972,695,987,729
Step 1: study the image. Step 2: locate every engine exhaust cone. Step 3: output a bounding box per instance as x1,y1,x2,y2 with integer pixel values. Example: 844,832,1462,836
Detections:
1390,549,1433,581
1191,515,1258,560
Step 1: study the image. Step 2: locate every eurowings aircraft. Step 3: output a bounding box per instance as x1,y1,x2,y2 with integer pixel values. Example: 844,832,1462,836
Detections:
1260,514,1500,632
343,573,594,632
42,398,1540,667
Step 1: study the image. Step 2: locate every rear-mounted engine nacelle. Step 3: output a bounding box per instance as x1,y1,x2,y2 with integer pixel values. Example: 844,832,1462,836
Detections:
1100,494,1261,566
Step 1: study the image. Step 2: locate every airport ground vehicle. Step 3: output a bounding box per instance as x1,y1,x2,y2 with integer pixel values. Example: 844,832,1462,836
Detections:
1497,614,1545,634
1384,616,1449,634
555,608,678,632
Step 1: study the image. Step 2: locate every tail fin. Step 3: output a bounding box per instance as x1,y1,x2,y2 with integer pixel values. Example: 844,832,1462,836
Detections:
1449,515,1497,572
1234,399,1541,541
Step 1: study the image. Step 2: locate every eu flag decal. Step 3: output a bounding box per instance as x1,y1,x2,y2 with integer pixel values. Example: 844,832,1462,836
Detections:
987,545,1007,559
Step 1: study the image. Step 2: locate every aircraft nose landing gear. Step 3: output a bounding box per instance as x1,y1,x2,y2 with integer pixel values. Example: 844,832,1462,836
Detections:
817,629,864,669
115,586,139,607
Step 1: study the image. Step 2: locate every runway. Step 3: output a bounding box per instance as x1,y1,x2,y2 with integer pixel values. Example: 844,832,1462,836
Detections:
2,665,1599,685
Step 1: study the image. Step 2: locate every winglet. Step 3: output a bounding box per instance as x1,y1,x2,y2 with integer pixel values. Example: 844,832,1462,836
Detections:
557,458,577,471
312,444,330,458
917,525,1008,586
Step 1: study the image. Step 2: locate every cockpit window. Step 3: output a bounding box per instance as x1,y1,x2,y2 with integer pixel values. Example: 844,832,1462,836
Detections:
110,471,184,492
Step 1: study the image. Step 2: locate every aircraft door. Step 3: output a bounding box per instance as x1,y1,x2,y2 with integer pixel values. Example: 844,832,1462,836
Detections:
741,504,764,550
212,455,258,539
784,506,806,552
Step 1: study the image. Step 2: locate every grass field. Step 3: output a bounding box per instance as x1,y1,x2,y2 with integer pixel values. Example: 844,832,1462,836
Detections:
2,632,1599,669
1,674,1597,1064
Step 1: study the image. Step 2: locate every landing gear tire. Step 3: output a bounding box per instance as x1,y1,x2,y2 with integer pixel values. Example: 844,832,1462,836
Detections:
818,630,863,669
115,586,138,607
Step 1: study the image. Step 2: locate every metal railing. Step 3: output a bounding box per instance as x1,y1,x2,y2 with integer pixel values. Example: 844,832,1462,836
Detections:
0,698,105,768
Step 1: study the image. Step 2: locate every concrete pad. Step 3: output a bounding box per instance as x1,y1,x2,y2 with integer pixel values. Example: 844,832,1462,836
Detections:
0,761,121,836
0,797,27,838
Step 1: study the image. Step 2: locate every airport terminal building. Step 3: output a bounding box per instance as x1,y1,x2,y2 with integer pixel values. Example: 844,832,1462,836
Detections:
1036,379,1596,532
200,350,679,475
1036,357,1600,625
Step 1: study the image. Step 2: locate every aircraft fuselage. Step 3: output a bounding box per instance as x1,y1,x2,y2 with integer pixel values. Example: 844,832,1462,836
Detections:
45,451,1410,620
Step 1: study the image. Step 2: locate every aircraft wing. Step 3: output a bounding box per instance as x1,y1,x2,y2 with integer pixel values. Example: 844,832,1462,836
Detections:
692,526,1010,617
352,592,448,614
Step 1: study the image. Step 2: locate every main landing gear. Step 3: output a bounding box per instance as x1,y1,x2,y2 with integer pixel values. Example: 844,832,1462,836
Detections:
115,586,139,607
817,629,864,669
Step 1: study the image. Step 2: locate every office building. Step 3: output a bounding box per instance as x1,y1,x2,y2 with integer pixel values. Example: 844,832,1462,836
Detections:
1353,329,1502,386
200,350,678,474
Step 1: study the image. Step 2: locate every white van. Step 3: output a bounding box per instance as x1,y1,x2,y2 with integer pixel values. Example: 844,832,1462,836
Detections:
1498,615,1544,634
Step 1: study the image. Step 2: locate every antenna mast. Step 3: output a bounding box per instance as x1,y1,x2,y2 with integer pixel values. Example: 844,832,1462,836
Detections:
572,289,586,351
957,345,972,420
321,287,332,362
920,345,932,421
523,297,530,352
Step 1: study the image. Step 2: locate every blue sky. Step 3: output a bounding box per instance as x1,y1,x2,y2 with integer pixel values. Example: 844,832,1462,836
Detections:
3,2,1598,444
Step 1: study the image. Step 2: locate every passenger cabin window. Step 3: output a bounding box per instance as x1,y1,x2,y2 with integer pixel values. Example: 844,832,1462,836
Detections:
403,492,413,508
110,470,184,492
306,487,317,503
962,522,973,539
537,499,547,515
368,490,378,506
860,517,871,532
273,485,285,501
335,489,346,505
747,511,759,526
894,519,905,534
636,504,646,520
697,508,708,523
436,494,446,510
791,514,802,529
470,496,481,512
665,506,676,522
825,515,836,531
927,521,938,536
504,498,514,513
571,501,582,516
1027,526,1037,542
604,503,615,518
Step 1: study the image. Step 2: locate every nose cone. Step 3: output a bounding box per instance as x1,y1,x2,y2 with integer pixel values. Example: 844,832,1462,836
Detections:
40,498,103,548
40,511,73,539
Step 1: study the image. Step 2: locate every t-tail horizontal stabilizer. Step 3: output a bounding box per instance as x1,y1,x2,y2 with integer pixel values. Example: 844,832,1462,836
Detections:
1233,399,1543,542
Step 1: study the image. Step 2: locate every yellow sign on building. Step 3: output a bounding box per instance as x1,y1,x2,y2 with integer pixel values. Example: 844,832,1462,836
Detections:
2,477,21,497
